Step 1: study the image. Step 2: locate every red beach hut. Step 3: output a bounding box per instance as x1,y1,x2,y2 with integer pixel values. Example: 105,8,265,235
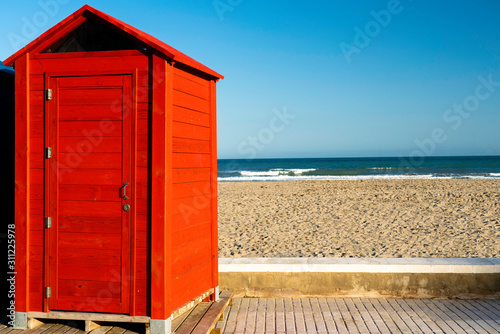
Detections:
5,5,222,334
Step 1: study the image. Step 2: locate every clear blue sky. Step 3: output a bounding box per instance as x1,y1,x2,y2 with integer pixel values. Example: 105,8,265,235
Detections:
1,0,500,159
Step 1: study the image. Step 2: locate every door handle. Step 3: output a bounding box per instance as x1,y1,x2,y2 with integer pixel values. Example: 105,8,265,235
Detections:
122,182,129,200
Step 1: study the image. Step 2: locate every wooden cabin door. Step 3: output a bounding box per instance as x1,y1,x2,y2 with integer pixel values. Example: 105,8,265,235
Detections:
45,74,133,314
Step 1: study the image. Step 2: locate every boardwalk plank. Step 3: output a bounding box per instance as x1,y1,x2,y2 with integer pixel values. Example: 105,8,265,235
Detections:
264,298,276,333
401,299,443,333
387,299,422,333
439,299,491,333
326,298,349,333
318,298,338,334
333,298,360,333
360,299,391,334
292,298,306,333
369,299,403,333
310,298,327,333
470,300,500,326
351,298,381,334
430,299,476,333
458,300,500,332
301,298,317,333
412,299,457,333
418,299,465,333
255,298,267,333
234,298,250,334
343,298,370,334
275,298,286,333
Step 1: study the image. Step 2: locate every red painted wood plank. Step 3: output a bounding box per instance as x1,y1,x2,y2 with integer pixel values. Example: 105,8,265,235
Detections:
172,181,211,199
58,75,124,88
29,215,44,231
171,248,211,280
30,246,43,262
172,222,211,248
30,169,43,184
137,134,149,151
136,214,148,232
173,90,209,114
150,54,173,320
137,119,148,135
58,105,123,121
59,88,123,105
30,184,43,200
29,55,148,73
171,208,211,231
29,229,43,246
29,276,43,293
58,249,122,265
137,102,149,118
30,199,43,215
135,279,148,297
136,199,148,216
30,153,43,169
137,150,149,167
171,196,211,216
173,121,210,141
59,216,121,233
29,293,43,312
172,168,211,183
59,153,122,169
137,166,149,183
173,74,209,100
173,138,210,154
30,137,44,153
136,231,149,249
58,169,122,185
173,105,210,127
58,200,122,217
170,262,212,311
59,136,122,153
136,185,148,199
135,296,148,316
31,261,43,276
171,235,211,264
30,74,44,90
58,279,121,298
173,68,211,87
30,120,44,137
58,120,122,137
59,184,121,202
56,297,122,314
30,90,44,107
172,153,211,168
30,106,44,122
57,264,122,281
58,232,122,250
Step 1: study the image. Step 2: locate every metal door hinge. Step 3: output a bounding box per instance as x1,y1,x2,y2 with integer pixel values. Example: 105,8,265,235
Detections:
46,89,53,101
46,147,52,159
45,217,52,229
45,287,51,298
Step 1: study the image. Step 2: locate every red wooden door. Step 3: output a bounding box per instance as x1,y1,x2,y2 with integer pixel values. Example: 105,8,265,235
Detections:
45,74,132,314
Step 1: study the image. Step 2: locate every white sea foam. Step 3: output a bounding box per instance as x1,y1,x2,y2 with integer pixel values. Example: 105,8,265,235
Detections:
218,174,439,182
490,173,500,177
239,168,316,177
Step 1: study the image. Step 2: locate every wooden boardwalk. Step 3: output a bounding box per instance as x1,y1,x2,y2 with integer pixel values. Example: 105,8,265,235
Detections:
221,298,500,334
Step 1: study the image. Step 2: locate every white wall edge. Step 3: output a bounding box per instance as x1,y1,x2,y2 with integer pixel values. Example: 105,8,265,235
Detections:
218,258,500,274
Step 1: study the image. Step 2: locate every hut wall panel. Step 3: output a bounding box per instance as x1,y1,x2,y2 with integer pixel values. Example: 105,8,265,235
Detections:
170,68,213,309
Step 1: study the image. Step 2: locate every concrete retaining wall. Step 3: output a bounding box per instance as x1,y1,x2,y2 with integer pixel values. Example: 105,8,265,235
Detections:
219,258,500,298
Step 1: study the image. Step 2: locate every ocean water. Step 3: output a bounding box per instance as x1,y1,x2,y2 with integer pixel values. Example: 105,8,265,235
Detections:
217,156,500,182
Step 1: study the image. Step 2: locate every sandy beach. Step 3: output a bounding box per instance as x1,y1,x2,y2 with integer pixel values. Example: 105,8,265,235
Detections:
218,179,500,258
